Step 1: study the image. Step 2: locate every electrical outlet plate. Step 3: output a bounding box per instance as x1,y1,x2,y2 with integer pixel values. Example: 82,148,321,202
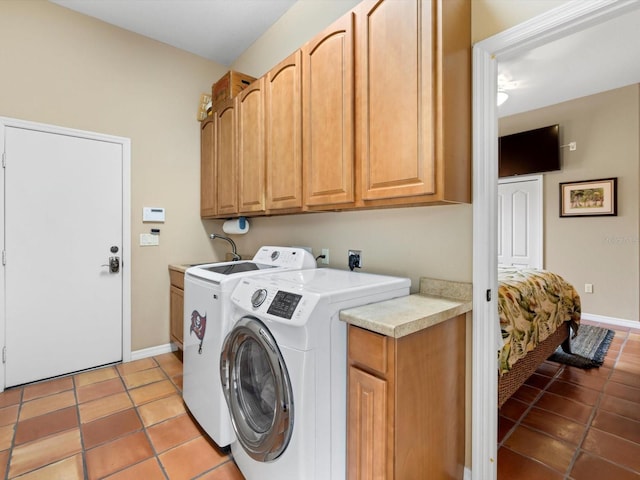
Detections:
321,248,330,265
348,249,362,268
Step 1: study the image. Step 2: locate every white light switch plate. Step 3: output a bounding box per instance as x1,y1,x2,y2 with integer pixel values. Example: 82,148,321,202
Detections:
140,233,159,246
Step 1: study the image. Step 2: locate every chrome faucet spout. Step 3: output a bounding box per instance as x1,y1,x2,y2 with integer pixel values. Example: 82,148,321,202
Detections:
209,233,241,261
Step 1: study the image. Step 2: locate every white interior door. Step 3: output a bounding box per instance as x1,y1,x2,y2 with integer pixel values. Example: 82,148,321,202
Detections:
2,122,126,387
497,175,543,268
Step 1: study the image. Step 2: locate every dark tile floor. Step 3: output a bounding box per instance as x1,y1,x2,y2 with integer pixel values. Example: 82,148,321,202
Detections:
0,319,637,478
498,320,640,479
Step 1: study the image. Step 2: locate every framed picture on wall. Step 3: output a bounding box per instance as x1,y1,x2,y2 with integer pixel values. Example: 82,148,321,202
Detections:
559,177,617,217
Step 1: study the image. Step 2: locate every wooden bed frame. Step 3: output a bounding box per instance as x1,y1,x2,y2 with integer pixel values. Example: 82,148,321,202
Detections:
498,321,572,408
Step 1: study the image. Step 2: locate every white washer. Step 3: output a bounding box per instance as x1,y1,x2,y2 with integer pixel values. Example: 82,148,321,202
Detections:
183,246,316,448
220,268,410,479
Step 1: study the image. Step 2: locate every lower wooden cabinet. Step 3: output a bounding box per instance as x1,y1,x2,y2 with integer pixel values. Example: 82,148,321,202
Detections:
347,315,466,479
168,267,185,350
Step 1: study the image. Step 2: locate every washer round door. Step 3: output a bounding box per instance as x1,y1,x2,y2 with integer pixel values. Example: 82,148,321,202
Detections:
220,316,294,462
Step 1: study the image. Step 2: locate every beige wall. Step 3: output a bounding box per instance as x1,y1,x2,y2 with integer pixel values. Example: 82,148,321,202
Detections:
0,0,577,352
0,0,591,474
500,86,640,321
0,0,228,350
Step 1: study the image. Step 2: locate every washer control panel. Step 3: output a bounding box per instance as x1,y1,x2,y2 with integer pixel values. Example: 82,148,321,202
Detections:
252,246,316,268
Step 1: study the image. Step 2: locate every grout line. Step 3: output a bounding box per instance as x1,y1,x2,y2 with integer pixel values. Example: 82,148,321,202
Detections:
71,374,91,480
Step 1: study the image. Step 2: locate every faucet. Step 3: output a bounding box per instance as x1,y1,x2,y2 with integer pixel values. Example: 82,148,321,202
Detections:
209,233,241,261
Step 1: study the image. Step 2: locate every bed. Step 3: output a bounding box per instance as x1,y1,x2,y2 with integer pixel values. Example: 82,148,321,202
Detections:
497,267,581,407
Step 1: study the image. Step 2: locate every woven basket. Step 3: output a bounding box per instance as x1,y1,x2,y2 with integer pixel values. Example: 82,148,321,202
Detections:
498,322,570,407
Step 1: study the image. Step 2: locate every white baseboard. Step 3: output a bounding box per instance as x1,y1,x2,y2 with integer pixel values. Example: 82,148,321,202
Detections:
581,313,639,330
464,466,472,480
130,342,177,361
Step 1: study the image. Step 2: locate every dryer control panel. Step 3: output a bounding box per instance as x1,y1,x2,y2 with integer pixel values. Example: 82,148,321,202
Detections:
231,278,320,326
267,291,302,319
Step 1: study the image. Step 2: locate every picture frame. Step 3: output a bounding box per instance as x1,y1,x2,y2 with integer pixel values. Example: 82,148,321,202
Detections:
559,177,617,217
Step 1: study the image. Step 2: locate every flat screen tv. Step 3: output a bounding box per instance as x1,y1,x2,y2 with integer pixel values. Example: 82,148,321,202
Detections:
499,124,560,177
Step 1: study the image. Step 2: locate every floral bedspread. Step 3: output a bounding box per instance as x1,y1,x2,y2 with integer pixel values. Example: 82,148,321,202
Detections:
498,267,581,376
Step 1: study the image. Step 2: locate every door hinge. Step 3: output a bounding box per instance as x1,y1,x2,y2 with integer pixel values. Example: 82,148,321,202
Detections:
2,152,5,168
1,250,5,266
2,347,6,364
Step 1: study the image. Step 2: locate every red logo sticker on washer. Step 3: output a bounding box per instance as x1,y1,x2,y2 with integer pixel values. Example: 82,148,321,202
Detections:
190,310,207,354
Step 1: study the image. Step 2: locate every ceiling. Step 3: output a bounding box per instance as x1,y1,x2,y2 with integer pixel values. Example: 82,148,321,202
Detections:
497,6,640,117
50,0,299,66
49,1,640,115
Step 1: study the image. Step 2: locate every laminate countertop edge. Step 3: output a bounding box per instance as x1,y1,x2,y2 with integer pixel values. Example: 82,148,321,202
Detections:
339,277,472,338
169,264,191,274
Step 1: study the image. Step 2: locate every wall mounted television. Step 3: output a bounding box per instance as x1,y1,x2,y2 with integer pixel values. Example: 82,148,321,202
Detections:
498,124,560,177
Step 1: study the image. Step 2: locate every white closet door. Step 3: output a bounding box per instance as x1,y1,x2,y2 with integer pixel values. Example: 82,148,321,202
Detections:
498,175,543,269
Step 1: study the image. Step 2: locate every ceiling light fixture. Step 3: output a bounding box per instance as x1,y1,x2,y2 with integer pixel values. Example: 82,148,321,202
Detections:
497,90,509,106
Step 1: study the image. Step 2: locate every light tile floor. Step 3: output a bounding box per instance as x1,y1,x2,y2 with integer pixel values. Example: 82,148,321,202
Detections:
0,351,245,479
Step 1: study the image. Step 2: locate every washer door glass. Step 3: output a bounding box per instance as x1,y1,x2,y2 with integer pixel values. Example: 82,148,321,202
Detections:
220,317,294,462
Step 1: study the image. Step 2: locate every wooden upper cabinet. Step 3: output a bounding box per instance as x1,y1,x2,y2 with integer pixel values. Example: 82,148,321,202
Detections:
216,100,238,216
265,51,303,212
199,0,470,218
200,117,216,218
237,78,266,214
356,0,471,206
302,13,355,208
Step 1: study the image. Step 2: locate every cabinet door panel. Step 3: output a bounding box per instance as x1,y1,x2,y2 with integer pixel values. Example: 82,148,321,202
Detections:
200,119,216,218
266,51,303,211
357,0,436,200
216,102,238,215
348,366,387,480
169,285,184,349
237,79,265,214
302,14,355,207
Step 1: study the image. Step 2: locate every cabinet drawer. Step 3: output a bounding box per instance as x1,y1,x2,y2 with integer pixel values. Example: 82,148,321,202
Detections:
169,269,185,290
348,326,389,376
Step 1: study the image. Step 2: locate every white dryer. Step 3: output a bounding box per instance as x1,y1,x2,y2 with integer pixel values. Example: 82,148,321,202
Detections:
220,268,410,479
183,246,316,448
